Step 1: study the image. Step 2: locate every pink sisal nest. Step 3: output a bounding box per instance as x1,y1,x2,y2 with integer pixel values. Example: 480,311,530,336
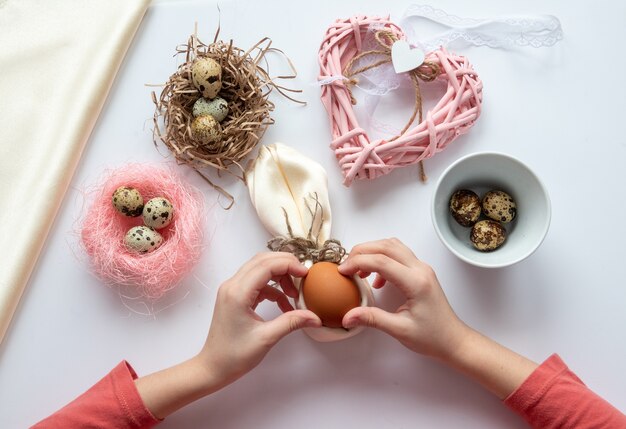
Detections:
318,15,483,186
81,164,205,299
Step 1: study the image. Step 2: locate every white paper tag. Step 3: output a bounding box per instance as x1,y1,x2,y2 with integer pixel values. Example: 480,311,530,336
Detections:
391,40,425,73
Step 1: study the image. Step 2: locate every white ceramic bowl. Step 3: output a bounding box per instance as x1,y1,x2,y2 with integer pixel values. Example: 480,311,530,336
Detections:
431,152,551,268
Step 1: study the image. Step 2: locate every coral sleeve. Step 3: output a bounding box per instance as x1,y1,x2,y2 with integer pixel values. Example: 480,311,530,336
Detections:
505,354,626,428
32,361,160,429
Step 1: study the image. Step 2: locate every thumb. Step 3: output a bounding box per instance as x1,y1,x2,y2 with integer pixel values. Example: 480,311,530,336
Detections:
343,306,405,337
263,309,322,343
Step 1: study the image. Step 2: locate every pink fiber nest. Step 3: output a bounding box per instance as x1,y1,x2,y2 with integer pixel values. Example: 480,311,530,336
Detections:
81,164,205,299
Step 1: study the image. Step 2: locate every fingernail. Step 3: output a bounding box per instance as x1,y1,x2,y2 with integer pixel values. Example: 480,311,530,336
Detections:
305,319,320,328
343,318,357,329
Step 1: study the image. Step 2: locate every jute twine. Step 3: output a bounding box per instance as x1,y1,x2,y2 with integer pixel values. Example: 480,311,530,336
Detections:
267,193,346,264
152,26,305,208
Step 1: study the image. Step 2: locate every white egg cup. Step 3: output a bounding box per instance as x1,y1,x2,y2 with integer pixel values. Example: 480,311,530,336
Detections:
293,260,375,342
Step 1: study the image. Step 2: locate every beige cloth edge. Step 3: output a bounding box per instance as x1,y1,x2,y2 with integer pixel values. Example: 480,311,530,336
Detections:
0,0,150,345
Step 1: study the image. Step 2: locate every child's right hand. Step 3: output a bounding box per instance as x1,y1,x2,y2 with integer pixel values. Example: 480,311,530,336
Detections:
338,238,469,360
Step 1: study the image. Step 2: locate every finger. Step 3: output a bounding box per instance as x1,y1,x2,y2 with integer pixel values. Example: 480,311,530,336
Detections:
342,306,407,337
357,270,371,279
239,254,308,297
253,289,294,314
253,285,294,313
345,239,419,268
271,274,298,299
236,252,305,280
262,309,322,344
372,274,386,289
338,254,416,298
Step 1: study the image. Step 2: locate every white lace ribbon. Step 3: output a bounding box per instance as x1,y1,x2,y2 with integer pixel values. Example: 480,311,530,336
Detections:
400,4,563,52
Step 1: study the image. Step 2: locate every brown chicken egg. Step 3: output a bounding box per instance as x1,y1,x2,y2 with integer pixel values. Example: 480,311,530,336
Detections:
301,261,361,329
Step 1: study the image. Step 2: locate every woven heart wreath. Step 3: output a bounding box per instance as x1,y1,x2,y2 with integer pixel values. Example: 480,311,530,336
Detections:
318,15,483,186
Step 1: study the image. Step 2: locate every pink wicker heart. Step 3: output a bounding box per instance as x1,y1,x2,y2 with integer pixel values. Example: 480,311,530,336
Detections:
318,15,483,186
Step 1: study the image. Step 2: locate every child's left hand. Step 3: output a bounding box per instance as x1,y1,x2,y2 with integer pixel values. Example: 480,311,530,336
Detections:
197,252,322,389
133,252,321,419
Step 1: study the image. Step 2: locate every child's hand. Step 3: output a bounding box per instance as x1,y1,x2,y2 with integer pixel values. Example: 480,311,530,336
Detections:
339,238,468,360
197,252,322,388
339,238,539,400
135,253,321,418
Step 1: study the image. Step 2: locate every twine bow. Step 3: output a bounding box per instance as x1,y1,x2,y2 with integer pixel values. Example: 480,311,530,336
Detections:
266,193,346,264
268,236,346,264
342,30,440,181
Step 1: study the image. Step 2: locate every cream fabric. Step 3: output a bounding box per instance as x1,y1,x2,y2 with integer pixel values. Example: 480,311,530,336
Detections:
246,143,374,342
0,0,150,344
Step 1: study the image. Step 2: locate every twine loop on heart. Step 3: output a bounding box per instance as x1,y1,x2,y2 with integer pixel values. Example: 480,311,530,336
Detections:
318,15,483,186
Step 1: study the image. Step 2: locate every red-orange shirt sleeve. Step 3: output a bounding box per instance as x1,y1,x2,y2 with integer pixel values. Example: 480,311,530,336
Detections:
505,354,626,428
32,361,160,429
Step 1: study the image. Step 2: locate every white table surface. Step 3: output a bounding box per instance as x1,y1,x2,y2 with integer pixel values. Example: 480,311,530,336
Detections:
2,0,625,427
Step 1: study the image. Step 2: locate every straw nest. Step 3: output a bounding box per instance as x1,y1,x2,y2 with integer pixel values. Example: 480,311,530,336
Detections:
152,30,304,205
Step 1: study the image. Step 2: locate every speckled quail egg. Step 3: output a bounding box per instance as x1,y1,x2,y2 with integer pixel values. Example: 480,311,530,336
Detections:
124,226,163,253
191,114,222,146
112,186,144,217
142,197,174,229
192,97,229,122
191,57,222,99
470,220,506,251
482,190,516,223
450,189,481,227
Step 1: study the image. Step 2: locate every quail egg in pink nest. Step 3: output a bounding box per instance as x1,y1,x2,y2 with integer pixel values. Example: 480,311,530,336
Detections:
124,226,163,253
112,186,144,217
142,197,174,229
